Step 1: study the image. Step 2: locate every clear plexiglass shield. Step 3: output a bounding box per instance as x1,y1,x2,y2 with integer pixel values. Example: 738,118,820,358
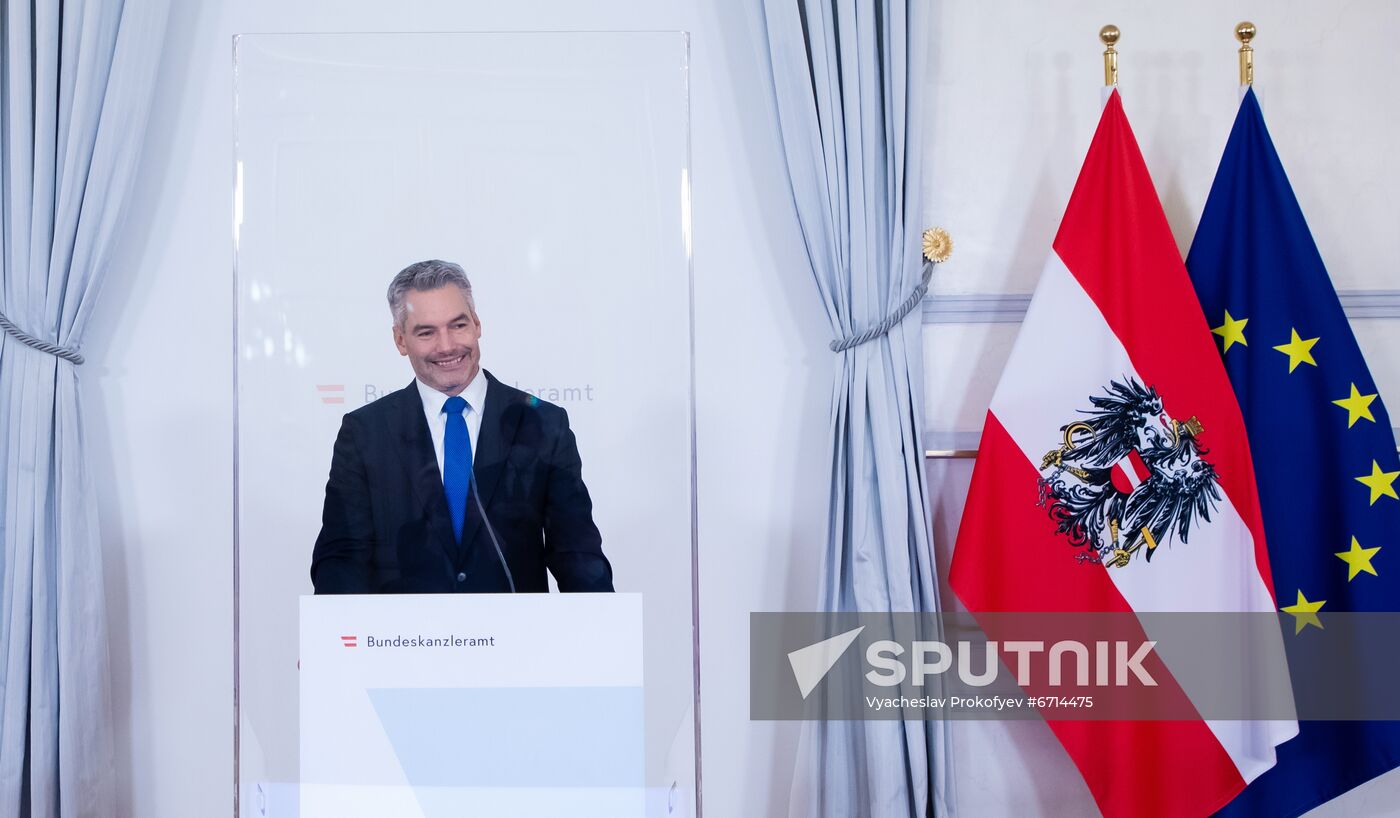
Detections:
234,33,696,817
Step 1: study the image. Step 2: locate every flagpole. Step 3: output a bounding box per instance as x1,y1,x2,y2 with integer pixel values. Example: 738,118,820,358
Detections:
1100,25,1120,86
1236,21,1256,86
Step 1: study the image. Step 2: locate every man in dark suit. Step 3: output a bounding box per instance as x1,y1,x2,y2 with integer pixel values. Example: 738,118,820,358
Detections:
311,259,613,594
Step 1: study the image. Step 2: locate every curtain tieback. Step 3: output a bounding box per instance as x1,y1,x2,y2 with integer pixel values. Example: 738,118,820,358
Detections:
828,260,933,352
828,228,951,353
0,309,85,365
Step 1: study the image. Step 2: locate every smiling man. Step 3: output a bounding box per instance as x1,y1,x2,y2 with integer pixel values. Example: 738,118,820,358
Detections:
310,259,614,594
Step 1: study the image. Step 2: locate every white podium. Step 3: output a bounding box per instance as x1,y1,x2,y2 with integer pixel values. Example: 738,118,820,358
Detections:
300,593,644,818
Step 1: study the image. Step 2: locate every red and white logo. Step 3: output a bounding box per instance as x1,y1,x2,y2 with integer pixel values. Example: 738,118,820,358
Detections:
340,635,357,648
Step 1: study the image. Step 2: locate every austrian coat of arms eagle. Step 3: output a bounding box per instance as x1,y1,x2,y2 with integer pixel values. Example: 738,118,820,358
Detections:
1036,377,1222,567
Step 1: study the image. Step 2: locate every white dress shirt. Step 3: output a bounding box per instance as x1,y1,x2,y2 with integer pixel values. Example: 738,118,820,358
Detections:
415,373,488,483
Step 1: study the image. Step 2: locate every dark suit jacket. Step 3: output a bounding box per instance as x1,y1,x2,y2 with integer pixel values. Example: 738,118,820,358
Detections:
310,371,613,593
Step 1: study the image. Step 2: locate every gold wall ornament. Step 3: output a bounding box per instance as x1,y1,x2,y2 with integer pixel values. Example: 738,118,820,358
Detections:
1100,25,1120,87
922,227,952,263
1236,21,1256,86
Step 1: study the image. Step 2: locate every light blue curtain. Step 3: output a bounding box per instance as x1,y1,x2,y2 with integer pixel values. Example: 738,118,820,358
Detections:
761,1,954,815
0,1,168,814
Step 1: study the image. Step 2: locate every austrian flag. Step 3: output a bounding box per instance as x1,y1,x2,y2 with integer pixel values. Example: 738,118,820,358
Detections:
950,91,1296,818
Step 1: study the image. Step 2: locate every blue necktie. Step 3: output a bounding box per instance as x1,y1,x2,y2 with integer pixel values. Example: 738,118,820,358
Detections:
442,396,473,542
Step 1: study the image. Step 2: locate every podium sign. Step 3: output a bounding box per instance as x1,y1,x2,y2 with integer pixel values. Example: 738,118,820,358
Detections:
300,593,644,817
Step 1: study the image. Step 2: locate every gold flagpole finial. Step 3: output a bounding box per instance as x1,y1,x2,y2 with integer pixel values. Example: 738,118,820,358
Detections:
1236,21,1256,86
1100,25,1120,87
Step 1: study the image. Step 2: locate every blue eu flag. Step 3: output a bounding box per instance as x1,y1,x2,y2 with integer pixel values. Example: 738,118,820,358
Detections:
1188,88,1400,816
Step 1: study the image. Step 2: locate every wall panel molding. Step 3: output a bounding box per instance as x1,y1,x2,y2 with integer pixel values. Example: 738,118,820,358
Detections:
923,290,1400,324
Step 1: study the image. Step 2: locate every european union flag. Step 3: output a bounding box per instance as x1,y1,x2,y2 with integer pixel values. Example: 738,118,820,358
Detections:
1187,87,1400,817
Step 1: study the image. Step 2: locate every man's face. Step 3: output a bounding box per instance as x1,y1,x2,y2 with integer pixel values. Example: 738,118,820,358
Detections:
392,285,482,396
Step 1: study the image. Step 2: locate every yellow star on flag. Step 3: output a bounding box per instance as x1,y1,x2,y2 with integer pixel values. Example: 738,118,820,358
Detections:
1273,328,1319,373
1356,460,1400,505
1335,536,1381,581
1280,590,1326,634
1332,383,1378,428
1211,311,1249,353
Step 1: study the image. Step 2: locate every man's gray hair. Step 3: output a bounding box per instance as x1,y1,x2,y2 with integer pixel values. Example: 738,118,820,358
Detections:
387,259,476,327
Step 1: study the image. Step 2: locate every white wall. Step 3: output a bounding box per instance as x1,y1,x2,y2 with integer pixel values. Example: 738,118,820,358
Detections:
87,0,1400,815
921,2,1400,816
88,1,824,816
923,0,1400,434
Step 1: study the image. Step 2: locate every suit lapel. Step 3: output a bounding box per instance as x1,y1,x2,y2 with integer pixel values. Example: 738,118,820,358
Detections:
462,370,521,549
393,381,459,558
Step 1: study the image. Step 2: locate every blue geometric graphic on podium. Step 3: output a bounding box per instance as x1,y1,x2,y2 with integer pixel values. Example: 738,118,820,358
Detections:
367,686,644,818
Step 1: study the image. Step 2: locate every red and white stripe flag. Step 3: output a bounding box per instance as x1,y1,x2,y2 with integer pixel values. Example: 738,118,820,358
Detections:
950,91,1295,817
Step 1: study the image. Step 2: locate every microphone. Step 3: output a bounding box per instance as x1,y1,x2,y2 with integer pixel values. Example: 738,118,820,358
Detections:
471,480,517,593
